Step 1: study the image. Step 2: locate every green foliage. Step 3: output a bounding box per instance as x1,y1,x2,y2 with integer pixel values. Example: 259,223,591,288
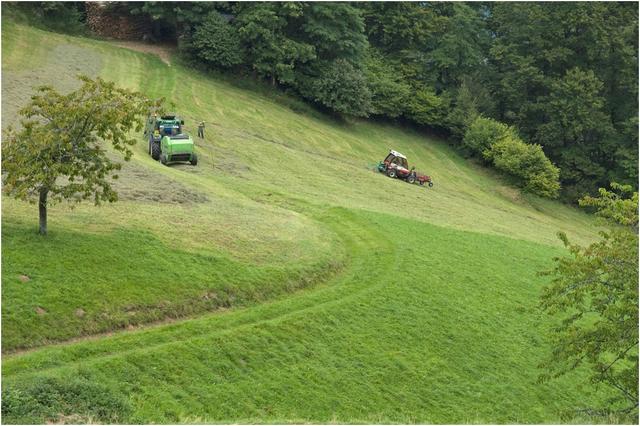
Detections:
540,184,639,417
463,116,561,198
236,3,314,85
190,11,243,69
463,116,514,157
537,68,614,194
307,59,371,117
487,135,561,198
361,2,441,53
364,49,410,118
580,183,639,228
405,86,446,128
489,2,638,199
298,3,367,63
126,1,220,39
1,377,131,424
447,80,480,141
1,76,158,234
426,3,490,89
2,1,87,34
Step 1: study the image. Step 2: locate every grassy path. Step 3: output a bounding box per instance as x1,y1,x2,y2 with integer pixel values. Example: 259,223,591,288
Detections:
3,207,390,372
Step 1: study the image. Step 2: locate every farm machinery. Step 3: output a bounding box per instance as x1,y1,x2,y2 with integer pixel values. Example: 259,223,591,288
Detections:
378,150,433,187
144,114,198,166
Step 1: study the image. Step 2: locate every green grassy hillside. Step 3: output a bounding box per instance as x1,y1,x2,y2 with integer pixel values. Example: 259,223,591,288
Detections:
2,23,612,424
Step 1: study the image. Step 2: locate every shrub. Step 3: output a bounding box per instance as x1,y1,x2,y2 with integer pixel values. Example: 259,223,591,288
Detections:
463,116,560,198
463,116,515,158
1,377,131,424
191,12,243,69
405,87,447,128
309,59,372,117
487,136,561,198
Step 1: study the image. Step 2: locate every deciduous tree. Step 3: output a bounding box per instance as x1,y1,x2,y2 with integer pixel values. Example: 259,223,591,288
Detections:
307,59,371,118
1,76,159,235
540,183,639,418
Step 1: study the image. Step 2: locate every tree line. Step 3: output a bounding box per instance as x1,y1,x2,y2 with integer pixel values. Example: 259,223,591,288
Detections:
8,1,639,201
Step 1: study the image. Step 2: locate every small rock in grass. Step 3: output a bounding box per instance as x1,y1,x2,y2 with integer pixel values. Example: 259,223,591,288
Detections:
35,306,46,315
75,308,86,318
18,274,30,282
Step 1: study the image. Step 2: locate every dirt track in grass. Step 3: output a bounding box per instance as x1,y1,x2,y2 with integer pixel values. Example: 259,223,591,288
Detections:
114,41,175,65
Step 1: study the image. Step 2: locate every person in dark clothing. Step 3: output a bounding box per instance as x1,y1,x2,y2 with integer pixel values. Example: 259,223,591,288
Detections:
198,121,205,138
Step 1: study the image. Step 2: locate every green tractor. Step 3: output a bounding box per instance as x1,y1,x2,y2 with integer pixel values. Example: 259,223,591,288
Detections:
144,114,198,166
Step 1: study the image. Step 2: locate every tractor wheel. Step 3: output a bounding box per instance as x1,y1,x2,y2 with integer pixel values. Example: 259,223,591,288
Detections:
428,182,433,187
160,153,168,165
407,175,416,184
151,142,161,161
190,152,198,166
387,169,397,179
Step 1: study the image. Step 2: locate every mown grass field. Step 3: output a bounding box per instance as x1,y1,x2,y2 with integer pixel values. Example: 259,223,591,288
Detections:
1,22,616,424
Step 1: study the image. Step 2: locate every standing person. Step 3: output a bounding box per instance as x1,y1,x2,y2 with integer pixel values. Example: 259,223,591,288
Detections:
198,121,205,138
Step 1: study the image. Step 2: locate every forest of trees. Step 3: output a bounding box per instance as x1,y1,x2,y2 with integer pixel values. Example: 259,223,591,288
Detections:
8,1,639,201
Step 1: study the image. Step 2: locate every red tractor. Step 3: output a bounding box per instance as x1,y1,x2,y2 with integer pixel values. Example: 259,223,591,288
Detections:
378,150,434,187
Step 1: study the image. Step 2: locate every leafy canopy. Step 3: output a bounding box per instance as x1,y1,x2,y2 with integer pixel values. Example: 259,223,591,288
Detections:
463,116,513,157
2,76,159,209
364,49,411,118
236,3,314,85
308,59,371,118
489,2,638,198
540,184,639,417
486,135,561,198
191,11,243,69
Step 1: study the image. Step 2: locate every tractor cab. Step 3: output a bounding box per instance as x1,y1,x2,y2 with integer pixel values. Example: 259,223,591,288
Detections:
379,150,409,173
155,115,184,137
158,123,180,137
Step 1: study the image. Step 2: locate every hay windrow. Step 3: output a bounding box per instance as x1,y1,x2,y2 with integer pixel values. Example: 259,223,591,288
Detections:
108,153,209,205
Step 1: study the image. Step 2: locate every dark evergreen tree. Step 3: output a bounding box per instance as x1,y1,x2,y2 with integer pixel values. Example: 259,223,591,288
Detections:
235,2,314,86
190,11,243,69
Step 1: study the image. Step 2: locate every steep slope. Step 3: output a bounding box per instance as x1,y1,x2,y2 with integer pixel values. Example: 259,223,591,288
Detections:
1,23,611,423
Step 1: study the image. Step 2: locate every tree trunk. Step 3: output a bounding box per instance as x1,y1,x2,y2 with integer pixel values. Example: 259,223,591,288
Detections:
271,75,276,87
38,188,48,235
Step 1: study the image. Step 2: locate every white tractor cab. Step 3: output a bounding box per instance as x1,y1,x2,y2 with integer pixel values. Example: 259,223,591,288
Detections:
383,150,409,172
